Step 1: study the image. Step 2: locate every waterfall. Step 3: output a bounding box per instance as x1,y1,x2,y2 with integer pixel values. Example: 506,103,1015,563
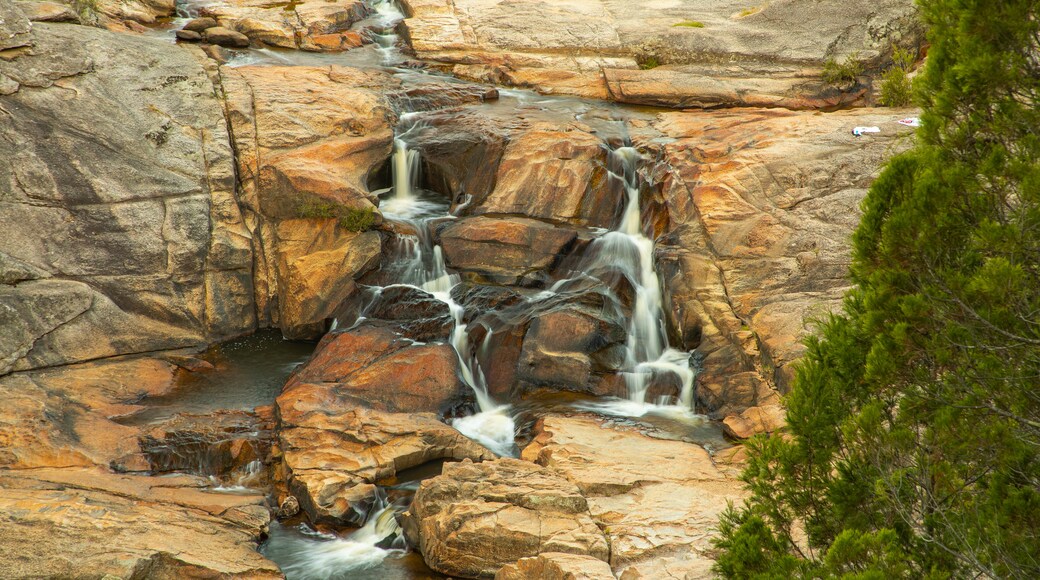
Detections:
375,138,517,457
598,146,696,409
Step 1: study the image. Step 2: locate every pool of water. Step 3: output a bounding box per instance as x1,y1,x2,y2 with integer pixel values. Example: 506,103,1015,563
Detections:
120,329,315,426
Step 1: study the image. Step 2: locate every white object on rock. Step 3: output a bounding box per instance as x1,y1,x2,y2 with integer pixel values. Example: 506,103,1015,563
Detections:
852,126,881,136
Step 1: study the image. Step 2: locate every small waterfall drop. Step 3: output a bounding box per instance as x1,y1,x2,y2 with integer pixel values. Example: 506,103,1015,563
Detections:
376,137,517,457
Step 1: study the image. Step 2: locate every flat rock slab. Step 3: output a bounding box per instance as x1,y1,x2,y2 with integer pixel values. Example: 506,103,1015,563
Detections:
411,458,610,578
438,215,578,285
523,416,746,577
400,0,921,106
497,552,616,580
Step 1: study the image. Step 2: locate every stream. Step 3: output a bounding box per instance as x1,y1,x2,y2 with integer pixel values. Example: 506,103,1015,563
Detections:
127,0,731,577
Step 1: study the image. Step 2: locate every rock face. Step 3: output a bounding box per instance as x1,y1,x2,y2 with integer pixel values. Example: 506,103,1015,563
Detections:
523,416,746,578
400,0,922,107
220,64,396,335
201,0,370,51
0,358,279,577
410,458,610,578
638,108,916,429
0,21,255,374
496,553,615,580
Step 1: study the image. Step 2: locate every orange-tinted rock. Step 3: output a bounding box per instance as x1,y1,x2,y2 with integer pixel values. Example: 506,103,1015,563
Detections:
496,552,615,580
410,458,609,577
438,216,577,285
202,0,369,51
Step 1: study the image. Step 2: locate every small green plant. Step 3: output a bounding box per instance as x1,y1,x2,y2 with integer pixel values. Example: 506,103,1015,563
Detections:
297,200,376,232
737,5,765,18
639,56,660,70
71,0,101,23
338,207,377,232
822,52,864,85
673,20,705,28
879,46,916,106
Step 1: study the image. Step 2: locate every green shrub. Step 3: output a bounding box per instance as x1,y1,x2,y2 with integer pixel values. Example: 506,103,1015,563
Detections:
673,20,705,28
822,52,863,85
297,200,376,232
879,46,916,106
338,207,376,232
639,56,660,70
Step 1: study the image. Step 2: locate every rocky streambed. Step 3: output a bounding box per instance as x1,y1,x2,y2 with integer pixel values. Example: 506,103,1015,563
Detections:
0,0,922,577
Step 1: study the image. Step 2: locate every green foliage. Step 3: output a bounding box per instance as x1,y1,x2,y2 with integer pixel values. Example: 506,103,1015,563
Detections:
639,56,660,70
715,0,1040,578
673,20,705,28
879,46,916,107
71,0,100,23
823,52,864,86
297,200,376,232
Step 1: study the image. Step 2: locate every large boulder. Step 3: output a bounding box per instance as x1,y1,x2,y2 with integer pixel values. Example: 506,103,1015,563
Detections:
400,0,923,108
284,325,467,413
0,23,255,375
523,416,746,577
409,458,609,578
437,216,577,285
496,553,615,580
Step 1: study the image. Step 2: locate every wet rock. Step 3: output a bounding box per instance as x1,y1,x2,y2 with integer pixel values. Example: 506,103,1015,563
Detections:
286,326,467,414
204,26,251,48
278,495,300,518
641,108,917,431
275,379,494,524
0,24,255,374
183,16,218,32
221,65,396,327
496,552,615,580
202,0,370,51
274,219,382,339
470,124,616,228
450,283,525,324
136,410,273,485
176,29,202,41
410,458,609,578
438,216,577,286
516,304,626,395
400,0,922,108
523,416,745,577
360,285,455,342
410,109,510,208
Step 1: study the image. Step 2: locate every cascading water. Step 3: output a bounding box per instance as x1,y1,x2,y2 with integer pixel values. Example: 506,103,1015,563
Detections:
374,136,517,457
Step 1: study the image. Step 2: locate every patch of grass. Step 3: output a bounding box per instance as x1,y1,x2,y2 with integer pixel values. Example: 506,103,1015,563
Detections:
674,20,705,28
879,46,916,106
297,200,376,232
737,5,765,18
639,56,660,70
822,52,863,86
338,207,377,232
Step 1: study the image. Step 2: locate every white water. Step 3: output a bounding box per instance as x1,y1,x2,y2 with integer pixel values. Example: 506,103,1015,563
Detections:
263,501,404,579
570,146,697,410
378,139,517,456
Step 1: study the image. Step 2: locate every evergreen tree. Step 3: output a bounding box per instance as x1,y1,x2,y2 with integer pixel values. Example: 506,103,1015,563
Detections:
714,0,1040,577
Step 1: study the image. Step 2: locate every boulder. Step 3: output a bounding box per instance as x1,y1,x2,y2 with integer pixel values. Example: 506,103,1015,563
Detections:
220,65,396,327
469,124,616,228
0,1,32,50
204,26,251,48
523,416,746,577
201,0,370,51
496,553,616,580
91,0,175,25
354,284,455,342
438,216,577,285
0,24,255,374
183,16,218,32
14,1,78,23
410,458,609,578
273,219,382,339
176,29,202,41
285,325,466,413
